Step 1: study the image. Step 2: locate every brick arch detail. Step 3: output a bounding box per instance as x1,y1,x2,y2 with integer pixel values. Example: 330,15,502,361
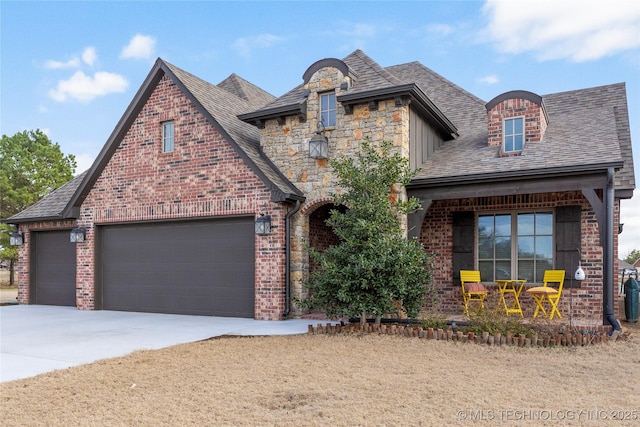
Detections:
301,197,334,216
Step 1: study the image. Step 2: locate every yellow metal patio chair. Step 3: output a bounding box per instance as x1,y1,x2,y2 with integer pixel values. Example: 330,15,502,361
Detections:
526,270,566,319
460,270,489,315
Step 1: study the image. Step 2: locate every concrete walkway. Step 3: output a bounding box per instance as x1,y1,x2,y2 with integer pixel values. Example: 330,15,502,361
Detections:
0,305,314,383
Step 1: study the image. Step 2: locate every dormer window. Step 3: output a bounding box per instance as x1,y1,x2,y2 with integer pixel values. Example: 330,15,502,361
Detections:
504,117,524,153
320,92,336,127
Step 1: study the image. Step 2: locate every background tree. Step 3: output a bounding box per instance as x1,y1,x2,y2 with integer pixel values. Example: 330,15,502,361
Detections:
301,139,435,325
624,249,640,265
0,129,76,284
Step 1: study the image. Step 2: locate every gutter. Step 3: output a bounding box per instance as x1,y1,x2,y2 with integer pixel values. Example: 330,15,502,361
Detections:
283,199,301,319
407,161,624,189
605,167,622,334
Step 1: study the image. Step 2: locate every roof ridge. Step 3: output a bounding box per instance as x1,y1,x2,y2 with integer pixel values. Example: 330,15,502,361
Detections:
388,61,486,105
346,49,405,86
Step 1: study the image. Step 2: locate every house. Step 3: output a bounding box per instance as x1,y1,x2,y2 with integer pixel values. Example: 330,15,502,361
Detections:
6,50,635,322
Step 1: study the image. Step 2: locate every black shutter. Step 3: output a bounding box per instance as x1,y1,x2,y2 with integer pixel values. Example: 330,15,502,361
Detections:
555,206,581,287
453,211,475,285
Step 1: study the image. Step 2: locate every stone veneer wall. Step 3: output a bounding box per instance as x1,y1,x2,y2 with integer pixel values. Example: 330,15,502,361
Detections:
259,66,411,316
420,191,621,319
21,74,285,320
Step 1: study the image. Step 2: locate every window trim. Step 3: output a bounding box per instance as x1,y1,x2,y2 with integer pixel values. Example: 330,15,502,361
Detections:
503,116,524,153
476,210,554,283
162,121,174,153
319,91,336,128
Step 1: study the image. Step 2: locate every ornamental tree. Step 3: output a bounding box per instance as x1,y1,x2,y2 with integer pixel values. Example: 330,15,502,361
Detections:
302,139,435,325
0,130,76,284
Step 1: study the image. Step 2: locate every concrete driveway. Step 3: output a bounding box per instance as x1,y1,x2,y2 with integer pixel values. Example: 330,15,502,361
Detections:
0,305,314,383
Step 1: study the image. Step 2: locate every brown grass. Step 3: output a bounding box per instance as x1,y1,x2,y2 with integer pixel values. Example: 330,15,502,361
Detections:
2,328,640,426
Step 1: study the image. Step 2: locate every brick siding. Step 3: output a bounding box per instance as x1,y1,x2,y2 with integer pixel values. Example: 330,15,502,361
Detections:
420,192,620,319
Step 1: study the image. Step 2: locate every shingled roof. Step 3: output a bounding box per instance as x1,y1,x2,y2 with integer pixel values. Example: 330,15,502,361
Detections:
239,49,458,139
7,59,303,223
8,171,87,222
217,73,276,109
7,50,634,223
406,82,633,193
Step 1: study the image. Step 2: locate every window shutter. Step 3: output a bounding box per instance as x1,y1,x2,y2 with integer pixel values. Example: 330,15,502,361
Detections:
555,206,581,287
453,211,475,285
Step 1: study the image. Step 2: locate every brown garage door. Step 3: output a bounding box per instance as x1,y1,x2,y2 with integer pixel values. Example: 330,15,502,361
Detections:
31,230,77,306
99,218,255,317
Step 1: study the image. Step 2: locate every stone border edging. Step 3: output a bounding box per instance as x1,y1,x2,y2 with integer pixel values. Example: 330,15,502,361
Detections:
307,323,620,346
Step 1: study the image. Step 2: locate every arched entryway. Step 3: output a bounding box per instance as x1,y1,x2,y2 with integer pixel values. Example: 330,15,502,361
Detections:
308,203,346,274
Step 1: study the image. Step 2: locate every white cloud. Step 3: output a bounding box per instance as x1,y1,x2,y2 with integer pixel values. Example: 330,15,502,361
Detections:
45,46,98,69
233,34,284,58
82,47,97,66
477,74,499,84
482,0,640,62
120,34,156,60
48,71,128,102
44,57,81,70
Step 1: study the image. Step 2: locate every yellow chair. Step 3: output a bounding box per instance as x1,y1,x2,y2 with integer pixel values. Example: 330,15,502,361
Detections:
460,270,489,315
526,270,566,319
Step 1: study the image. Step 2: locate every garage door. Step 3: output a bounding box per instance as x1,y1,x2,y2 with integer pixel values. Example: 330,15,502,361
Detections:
31,230,77,306
99,218,255,317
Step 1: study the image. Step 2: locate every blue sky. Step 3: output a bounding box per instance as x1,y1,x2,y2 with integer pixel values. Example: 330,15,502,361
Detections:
1,0,639,256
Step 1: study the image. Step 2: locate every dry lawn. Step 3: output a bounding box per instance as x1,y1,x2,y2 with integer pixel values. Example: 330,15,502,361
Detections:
2,326,640,426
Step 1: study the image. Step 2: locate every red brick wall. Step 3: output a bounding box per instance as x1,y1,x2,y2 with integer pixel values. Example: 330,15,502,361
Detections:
20,73,286,320
487,97,547,148
420,192,617,319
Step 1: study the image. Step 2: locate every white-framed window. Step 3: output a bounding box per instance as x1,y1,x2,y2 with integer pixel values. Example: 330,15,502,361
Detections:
478,211,553,283
162,121,174,153
320,92,336,127
504,117,524,152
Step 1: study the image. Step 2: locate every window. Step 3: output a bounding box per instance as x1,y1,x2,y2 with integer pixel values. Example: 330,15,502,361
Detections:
320,92,336,127
504,117,524,152
478,212,553,283
162,121,174,153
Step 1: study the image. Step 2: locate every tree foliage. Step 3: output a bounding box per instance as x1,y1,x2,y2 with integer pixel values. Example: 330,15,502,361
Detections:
624,249,640,265
301,139,435,324
0,130,76,269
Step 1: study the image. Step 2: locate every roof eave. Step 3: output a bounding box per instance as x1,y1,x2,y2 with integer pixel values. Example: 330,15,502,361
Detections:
407,161,625,189
337,83,458,139
238,98,308,129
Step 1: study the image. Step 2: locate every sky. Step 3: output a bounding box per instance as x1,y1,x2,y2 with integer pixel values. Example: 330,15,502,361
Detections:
1,0,639,257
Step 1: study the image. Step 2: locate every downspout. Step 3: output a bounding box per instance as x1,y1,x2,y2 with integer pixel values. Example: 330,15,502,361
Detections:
283,199,301,319
605,167,622,333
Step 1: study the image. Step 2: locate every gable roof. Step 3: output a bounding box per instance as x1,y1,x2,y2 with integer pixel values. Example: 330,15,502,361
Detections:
8,59,303,223
217,73,276,108
239,49,458,139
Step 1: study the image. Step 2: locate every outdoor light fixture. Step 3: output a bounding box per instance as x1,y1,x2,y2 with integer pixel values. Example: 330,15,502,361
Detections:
9,231,24,246
255,212,271,236
70,227,86,243
574,248,586,281
309,121,329,159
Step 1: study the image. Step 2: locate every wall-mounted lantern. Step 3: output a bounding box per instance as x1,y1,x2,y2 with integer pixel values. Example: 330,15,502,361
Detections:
255,212,271,236
70,227,86,243
574,248,586,281
9,230,24,246
309,122,329,159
